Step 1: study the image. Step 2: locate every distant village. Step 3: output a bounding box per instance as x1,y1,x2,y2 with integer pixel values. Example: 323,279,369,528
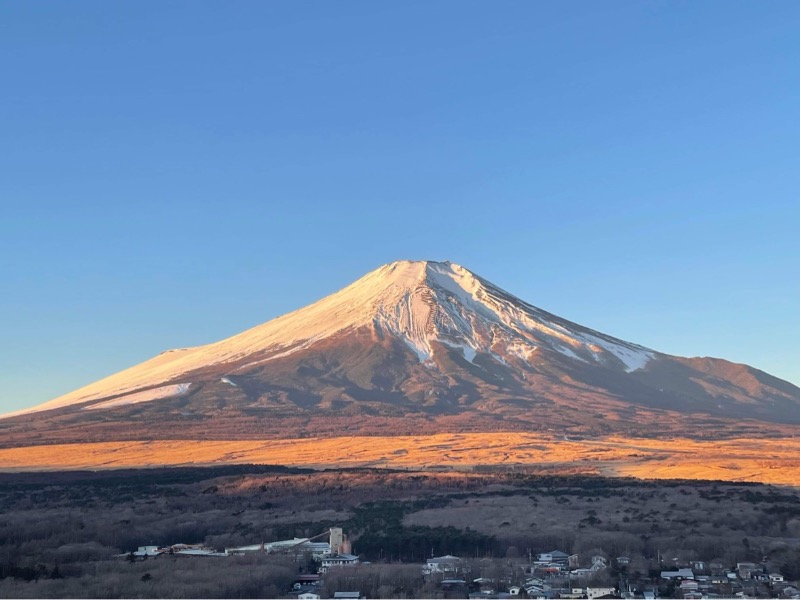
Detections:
127,528,800,599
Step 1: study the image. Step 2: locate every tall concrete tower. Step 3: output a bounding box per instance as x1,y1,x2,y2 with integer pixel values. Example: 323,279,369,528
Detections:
330,527,344,555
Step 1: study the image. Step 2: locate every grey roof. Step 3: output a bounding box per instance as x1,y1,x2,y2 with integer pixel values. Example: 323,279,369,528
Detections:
325,553,358,561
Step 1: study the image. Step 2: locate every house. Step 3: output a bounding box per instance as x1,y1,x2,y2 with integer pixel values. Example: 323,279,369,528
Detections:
771,573,786,583
570,568,597,579
524,579,551,597
320,553,359,572
736,562,760,580
570,559,606,579
539,565,563,575
290,577,321,596
425,555,463,574
525,585,550,598
587,587,616,599
693,575,711,587
293,574,321,587
508,586,521,596
616,556,631,566
660,568,694,580
133,546,162,557
474,577,496,593
536,550,570,565
781,585,799,597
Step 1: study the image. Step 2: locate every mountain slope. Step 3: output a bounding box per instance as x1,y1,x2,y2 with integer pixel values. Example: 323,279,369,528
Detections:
3,260,799,444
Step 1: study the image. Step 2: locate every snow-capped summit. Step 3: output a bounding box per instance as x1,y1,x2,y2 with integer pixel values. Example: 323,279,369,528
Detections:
317,259,654,370
5,260,800,441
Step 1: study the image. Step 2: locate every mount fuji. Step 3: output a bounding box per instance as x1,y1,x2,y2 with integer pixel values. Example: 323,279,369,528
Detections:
3,260,800,446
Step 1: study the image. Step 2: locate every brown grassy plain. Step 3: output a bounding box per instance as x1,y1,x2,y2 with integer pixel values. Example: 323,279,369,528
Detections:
1,433,799,485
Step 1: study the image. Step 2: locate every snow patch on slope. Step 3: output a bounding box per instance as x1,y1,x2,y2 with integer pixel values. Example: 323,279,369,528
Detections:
579,332,654,372
83,383,191,411
555,346,587,363
462,346,477,363
439,339,477,363
401,336,432,362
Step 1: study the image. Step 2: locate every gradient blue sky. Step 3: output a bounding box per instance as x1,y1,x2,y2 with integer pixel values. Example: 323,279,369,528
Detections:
2,1,799,412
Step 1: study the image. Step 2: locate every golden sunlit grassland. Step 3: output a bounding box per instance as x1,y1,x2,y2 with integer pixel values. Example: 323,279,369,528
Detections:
1,433,799,485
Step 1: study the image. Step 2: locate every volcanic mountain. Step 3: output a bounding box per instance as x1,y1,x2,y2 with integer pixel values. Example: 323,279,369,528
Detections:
3,260,800,446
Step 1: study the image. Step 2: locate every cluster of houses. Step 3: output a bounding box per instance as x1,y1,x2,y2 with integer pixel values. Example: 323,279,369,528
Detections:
285,549,617,599
652,560,797,599
422,551,616,599
418,551,800,599
532,550,610,581
128,536,800,599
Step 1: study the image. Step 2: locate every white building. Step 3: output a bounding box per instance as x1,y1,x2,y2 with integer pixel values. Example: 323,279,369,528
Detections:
320,553,359,572
536,550,570,564
661,568,694,580
587,588,616,599
133,546,161,557
424,555,462,574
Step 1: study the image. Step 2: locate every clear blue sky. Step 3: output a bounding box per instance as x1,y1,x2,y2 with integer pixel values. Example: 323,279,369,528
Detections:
2,1,799,412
